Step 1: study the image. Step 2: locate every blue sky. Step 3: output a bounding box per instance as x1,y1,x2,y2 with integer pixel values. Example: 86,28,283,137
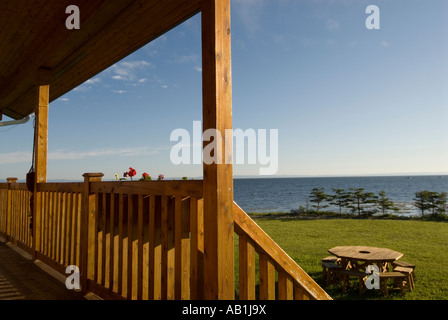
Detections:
1,0,448,181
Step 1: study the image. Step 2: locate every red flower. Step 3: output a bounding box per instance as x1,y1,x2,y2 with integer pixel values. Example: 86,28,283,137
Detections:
128,167,136,177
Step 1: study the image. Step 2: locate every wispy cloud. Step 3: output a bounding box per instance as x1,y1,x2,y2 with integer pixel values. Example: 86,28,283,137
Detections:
109,60,153,83
0,151,31,165
48,147,158,160
169,54,199,65
85,78,101,85
73,77,102,92
0,147,160,164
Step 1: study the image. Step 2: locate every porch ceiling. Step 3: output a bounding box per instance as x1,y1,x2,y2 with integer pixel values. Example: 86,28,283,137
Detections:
0,0,202,120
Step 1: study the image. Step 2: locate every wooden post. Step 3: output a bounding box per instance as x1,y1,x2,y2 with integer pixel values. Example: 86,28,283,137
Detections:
34,70,50,184
81,173,104,294
6,178,18,241
33,69,51,258
201,0,234,300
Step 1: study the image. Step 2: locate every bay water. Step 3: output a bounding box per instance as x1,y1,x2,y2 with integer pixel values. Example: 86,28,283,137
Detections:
233,175,448,216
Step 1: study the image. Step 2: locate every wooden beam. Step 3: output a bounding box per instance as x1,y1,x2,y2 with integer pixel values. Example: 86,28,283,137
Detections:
32,77,49,259
34,83,49,184
0,0,202,119
201,0,234,300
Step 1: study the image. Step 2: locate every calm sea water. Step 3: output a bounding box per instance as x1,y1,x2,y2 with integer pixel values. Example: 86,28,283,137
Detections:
233,175,448,216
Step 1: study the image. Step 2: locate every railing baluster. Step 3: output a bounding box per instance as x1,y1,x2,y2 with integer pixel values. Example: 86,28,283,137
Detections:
137,194,144,300
148,195,156,300
93,192,100,283
117,193,124,296
52,191,59,260
109,193,116,292
153,195,162,300
101,192,107,287
174,196,182,300
160,195,168,300
259,253,276,300
239,234,256,300
278,271,294,300
127,194,133,300
56,192,63,263
47,192,53,257
75,193,81,267
180,196,190,300
189,196,204,300
167,197,175,300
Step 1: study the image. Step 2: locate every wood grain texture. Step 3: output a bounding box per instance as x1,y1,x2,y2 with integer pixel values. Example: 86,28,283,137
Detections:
201,0,234,300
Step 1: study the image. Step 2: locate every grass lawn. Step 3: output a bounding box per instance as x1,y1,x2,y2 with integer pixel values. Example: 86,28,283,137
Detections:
247,217,448,300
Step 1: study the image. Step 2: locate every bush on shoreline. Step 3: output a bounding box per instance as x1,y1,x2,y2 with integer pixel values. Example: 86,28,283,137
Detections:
248,208,448,222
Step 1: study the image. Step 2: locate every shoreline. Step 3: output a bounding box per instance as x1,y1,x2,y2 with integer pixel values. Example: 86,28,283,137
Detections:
248,211,448,222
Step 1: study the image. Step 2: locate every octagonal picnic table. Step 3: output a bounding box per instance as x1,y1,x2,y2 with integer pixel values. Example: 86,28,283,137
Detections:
328,246,403,273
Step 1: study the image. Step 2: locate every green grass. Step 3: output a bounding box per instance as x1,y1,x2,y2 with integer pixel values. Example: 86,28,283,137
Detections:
247,217,448,300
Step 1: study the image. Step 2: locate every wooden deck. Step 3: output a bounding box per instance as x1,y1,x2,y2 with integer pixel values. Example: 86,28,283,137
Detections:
0,240,85,300
0,179,331,300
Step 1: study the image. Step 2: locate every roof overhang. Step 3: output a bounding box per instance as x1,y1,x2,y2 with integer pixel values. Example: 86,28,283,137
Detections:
0,0,202,120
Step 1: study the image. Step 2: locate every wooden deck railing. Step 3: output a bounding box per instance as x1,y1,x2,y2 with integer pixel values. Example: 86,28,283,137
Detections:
0,176,330,300
84,177,204,300
0,179,33,253
234,202,332,300
34,182,84,276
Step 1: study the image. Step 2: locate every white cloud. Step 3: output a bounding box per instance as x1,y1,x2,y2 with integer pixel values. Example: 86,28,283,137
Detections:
0,151,31,165
85,77,101,84
112,90,127,94
120,61,151,69
380,41,390,48
194,66,202,72
169,54,199,65
109,60,153,82
47,147,157,160
0,147,160,164
74,77,102,92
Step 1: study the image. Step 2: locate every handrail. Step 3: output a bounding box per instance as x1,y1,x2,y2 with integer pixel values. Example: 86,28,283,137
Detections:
234,202,332,300
90,180,203,197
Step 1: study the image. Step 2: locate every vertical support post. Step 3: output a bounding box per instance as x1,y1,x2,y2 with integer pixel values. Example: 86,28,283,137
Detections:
201,0,234,299
80,173,104,294
6,177,18,241
34,84,49,185
33,68,51,258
